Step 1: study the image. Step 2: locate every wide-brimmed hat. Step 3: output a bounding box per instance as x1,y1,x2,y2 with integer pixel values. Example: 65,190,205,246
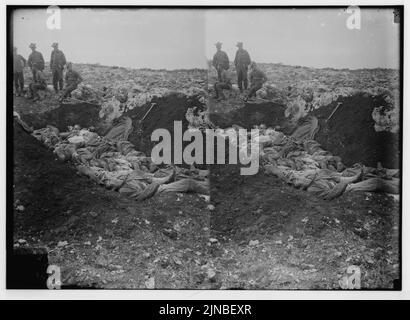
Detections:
236,42,243,47
29,43,36,49
215,41,222,47
51,42,58,48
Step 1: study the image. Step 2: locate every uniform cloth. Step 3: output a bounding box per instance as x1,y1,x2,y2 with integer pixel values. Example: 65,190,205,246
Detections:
247,68,267,98
28,50,45,82
234,49,251,91
61,83,78,99
247,82,263,98
50,49,66,91
212,50,229,81
65,69,82,85
104,116,133,141
29,83,46,98
236,65,248,92
13,54,26,73
61,69,83,99
214,70,232,99
29,70,47,98
14,72,24,92
52,68,64,91
291,116,319,141
50,49,66,70
32,121,210,201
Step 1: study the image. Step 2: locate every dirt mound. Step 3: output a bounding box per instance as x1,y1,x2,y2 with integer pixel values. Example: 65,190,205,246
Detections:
210,101,286,129
313,93,400,168
21,102,102,133
20,92,206,160
13,121,122,233
126,92,205,156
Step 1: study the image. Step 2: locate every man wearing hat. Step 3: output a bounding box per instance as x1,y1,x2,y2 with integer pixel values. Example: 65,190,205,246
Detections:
245,62,267,101
212,42,230,82
27,43,45,82
234,42,251,93
59,62,83,102
50,42,67,93
13,47,26,96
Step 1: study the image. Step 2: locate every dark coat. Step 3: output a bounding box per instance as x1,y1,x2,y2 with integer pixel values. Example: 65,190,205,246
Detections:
212,50,229,70
250,68,267,84
13,54,26,73
65,69,82,85
234,49,251,69
28,50,45,71
50,49,66,70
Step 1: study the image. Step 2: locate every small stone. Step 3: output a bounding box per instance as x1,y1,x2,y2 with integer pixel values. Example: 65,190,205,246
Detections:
207,204,215,211
206,269,216,279
57,241,68,247
249,240,259,246
89,211,98,218
145,277,155,289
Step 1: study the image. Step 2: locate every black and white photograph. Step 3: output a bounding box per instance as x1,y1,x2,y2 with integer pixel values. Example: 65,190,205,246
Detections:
4,3,406,297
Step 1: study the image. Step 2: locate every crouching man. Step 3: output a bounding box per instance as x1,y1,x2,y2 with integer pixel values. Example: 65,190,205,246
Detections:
59,62,82,102
245,62,267,102
28,67,47,102
214,69,232,101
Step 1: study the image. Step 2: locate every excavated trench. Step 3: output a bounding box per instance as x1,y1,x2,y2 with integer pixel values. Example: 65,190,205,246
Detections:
313,93,400,169
20,92,399,171
21,93,206,160
213,93,399,169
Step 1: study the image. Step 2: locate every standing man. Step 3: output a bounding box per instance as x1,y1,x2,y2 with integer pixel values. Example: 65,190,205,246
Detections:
28,67,47,102
50,42,66,93
245,62,267,101
212,42,229,81
27,43,44,82
59,62,82,102
13,47,26,96
234,42,251,93
214,69,232,101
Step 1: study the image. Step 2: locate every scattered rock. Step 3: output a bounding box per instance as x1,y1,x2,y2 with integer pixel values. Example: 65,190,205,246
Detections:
249,240,259,246
206,269,216,279
145,277,155,289
57,240,68,247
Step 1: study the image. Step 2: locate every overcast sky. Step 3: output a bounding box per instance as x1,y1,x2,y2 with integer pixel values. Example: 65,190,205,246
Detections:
12,8,206,69
206,8,400,69
12,8,400,70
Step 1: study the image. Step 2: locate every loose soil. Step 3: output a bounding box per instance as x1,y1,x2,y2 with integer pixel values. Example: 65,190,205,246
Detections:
11,92,400,289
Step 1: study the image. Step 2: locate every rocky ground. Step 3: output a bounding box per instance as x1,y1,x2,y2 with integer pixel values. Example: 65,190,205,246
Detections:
12,63,401,289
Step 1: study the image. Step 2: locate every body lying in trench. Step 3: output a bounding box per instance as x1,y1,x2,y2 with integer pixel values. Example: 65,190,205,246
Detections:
31,117,209,201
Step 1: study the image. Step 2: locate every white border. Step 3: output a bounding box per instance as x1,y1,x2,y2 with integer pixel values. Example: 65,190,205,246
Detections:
1,0,408,300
